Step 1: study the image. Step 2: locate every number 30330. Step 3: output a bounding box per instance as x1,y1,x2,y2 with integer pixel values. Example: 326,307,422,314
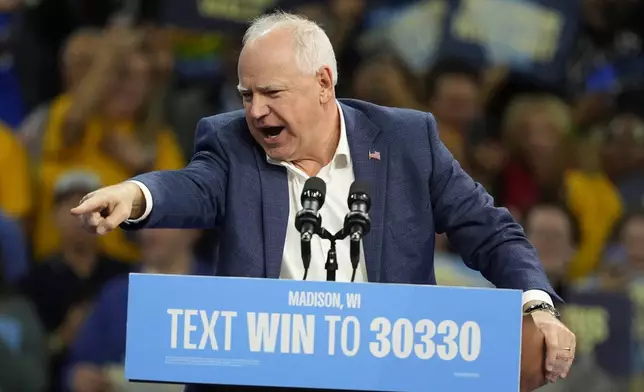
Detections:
369,318,482,361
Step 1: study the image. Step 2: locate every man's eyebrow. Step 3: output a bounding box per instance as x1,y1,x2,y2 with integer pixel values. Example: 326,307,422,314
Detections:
257,85,285,92
236,85,285,93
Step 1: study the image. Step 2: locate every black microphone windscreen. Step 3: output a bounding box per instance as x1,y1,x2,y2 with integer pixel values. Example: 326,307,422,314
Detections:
348,181,371,210
304,176,326,193
302,177,326,204
349,181,371,198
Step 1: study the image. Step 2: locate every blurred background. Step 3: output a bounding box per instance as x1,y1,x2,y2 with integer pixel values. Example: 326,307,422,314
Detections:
0,0,643,391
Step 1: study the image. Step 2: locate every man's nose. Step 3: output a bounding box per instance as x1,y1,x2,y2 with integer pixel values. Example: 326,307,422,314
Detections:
248,96,270,119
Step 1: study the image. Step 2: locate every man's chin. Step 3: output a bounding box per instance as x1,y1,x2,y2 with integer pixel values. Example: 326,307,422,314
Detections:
263,145,294,162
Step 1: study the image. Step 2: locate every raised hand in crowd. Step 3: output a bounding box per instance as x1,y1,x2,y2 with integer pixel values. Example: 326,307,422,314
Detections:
62,23,142,148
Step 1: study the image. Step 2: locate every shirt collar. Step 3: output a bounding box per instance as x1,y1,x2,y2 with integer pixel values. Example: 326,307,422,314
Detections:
266,100,350,167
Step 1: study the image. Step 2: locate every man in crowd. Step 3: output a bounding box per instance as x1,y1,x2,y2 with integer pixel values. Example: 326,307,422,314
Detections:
67,228,207,392
21,171,130,391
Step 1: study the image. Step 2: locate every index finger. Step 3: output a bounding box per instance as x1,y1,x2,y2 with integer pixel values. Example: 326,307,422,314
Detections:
70,194,106,216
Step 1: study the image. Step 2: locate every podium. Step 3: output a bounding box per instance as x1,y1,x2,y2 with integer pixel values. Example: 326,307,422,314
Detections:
125,274,539,391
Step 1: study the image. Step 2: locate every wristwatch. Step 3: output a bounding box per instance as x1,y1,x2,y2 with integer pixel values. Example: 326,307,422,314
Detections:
524,301,561,319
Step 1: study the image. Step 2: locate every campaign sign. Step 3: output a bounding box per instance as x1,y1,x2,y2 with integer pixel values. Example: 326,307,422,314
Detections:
125,274,523,391
159,0,276,31
438,0,579,85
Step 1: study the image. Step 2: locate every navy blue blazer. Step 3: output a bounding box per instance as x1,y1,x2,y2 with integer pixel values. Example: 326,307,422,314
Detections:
127,99,556,297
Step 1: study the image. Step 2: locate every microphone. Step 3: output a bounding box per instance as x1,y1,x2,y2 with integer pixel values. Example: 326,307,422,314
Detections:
295,177,327,280
343,181,372,282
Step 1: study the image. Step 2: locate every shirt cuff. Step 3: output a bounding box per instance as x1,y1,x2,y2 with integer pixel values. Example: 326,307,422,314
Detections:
124,180,153,223
522,289,554,307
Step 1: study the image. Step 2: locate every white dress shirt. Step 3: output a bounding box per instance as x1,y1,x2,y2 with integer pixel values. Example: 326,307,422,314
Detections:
127,101,552,306
268,103,367,282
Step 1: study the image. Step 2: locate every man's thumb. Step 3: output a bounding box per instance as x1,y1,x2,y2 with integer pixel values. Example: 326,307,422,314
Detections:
100,202,131,233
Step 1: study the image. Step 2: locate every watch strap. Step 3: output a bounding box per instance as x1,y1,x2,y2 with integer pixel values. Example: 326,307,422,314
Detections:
524,301,561,319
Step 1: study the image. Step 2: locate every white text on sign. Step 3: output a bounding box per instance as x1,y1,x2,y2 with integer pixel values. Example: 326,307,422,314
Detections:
167,310,481,361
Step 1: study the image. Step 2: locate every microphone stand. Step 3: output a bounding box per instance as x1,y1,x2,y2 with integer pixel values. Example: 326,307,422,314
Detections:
319,228,361,282
349,233,361,282
325,240,338,282
300,232,312,280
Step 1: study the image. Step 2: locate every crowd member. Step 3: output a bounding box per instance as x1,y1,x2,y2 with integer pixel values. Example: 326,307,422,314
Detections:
0,248,48,392
0,210,29,284
523,203,580,301
18,28,102,160
20,172,130,392
66,228,207,392
598,112,644,214
563,112,644,280
352,54,423,110
424,59,482,169
0,120,32,225
32,24,184,263
498,94,573,219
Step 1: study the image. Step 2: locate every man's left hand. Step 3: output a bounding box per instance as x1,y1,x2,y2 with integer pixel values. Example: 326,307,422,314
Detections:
530,309,576,383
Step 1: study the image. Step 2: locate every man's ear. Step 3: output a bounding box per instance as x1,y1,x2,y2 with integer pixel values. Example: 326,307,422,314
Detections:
318,66,334,104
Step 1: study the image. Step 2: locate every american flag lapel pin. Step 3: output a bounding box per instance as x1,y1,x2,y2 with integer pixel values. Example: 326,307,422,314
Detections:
368,150,381,160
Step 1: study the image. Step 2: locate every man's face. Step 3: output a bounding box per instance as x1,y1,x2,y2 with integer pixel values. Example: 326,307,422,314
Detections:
62,32,100,90
601,114,644,177
523,112,565,156
525,206,575,278
237,29,334,161
352,58,411,108
517,110,567,182
622,217,644,270
430,75,480,131
55,193,96,246
103,52,151,120
138,229,199,269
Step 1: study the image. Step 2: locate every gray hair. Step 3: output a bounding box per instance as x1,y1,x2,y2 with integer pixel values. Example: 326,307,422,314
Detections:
243,11,338,86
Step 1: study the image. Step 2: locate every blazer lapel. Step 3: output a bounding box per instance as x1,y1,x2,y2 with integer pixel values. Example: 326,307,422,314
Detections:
254,147,289,279
341,103,387,282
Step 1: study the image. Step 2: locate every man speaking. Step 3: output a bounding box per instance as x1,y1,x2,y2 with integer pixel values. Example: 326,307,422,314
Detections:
72,11,575,391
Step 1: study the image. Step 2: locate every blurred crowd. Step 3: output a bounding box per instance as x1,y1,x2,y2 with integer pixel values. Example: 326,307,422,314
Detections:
1,0,644,391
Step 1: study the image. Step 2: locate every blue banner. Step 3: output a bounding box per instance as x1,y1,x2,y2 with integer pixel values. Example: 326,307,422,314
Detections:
125,274,523,391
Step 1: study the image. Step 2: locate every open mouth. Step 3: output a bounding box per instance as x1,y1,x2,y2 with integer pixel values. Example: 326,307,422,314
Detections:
261,126,285,140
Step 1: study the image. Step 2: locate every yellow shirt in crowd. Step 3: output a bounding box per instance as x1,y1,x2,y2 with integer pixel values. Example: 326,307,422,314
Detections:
565,169,623,280
33,95,185,262
0,122,32,220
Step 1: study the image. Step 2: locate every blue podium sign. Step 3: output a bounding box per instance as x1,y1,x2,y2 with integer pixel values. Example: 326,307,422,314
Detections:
125,274,523,391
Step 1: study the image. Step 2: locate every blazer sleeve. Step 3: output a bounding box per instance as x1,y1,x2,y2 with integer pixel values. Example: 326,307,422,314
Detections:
425,113,560,301
122,118,228,230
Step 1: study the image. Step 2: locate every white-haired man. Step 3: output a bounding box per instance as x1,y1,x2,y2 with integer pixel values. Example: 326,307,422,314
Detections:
71,11,575,391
